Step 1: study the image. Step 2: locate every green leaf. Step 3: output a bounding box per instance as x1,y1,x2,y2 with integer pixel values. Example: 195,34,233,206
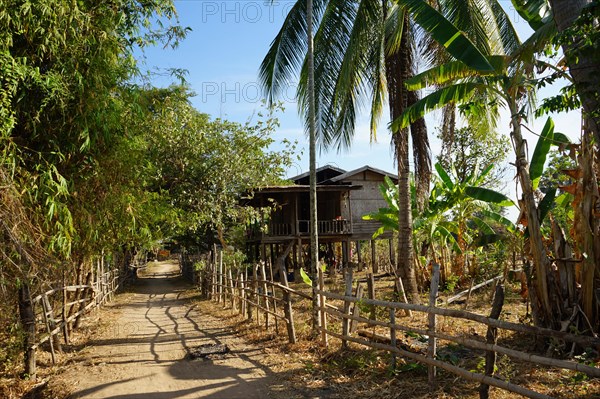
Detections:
472,216,495,235
478,209,516,233
474,234,503,248
465,187,514,207
539,187,557,224
555,192,572,208
393,83,482,130
434,162,454,190
510,0,552,30
399,0,494,72
405,56,508,91
552,132,571,146
530,117,554,190
436,225,462,254
299,267,312,286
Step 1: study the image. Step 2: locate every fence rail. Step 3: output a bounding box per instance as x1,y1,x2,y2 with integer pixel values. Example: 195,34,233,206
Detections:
186,250,600,399
19,266,125,378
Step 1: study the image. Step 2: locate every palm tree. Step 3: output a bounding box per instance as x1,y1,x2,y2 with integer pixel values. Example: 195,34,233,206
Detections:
547,0,600,142
306,0,321,334
259,0,517,303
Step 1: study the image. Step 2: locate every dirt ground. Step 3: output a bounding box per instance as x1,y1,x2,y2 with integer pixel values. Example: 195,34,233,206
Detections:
27,261,600,399
51,261,296,399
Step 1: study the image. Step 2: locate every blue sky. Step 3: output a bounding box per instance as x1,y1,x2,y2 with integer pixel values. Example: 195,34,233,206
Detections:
139,0,581,188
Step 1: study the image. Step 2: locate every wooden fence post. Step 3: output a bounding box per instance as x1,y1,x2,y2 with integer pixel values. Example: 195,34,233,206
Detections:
18,284,36,379
367,272,376,320
260,261,270,329
390,308,397,369
218,250,223,304
428,263,440,386
229,267,235,311
268,260,280,334
395,276,412,317
479,284,505,399
62,278,69,345
342,267,353,348
74,272,92,329
350,283,364,334
246,267,253,321
211,261,217,301
277,241,296,344
42,293,62,354
240,273,246,317
318,266,328,347
253,264,260,325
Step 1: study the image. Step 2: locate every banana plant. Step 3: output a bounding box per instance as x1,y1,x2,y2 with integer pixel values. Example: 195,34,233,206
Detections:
364,163,515,278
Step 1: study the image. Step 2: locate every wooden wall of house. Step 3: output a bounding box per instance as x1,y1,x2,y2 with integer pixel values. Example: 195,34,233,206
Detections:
344,170,391,237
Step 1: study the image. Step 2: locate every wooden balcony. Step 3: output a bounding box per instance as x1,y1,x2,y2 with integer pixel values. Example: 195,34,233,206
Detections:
247,219,352,241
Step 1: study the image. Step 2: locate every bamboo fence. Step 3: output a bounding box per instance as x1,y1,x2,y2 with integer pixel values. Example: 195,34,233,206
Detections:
195,251,600,399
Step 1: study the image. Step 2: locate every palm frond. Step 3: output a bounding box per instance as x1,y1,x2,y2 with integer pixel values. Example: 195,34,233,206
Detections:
398,0,494,71
393,83,484,130
259,0,327,104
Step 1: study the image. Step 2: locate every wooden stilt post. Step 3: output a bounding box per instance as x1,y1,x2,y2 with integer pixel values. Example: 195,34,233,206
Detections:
389,238,396,272
371,240,378,273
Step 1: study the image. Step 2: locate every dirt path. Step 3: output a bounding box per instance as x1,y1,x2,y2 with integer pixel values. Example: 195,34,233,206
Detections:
60,261,286,399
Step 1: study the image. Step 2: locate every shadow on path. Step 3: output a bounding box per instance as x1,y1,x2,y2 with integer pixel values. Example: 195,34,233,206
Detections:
66,261,277,399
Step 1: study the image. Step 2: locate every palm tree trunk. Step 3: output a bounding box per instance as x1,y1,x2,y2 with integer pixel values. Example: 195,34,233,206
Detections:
307,0,320,335
385,12,420,304
548,0,600,143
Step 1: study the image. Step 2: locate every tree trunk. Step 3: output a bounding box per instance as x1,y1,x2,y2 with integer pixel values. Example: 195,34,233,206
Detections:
385,12,421,304
307,0,320,334
548,0,600,143
510,105,558,329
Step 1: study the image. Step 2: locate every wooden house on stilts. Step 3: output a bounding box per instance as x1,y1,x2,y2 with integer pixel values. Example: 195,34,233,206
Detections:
244,165,398,278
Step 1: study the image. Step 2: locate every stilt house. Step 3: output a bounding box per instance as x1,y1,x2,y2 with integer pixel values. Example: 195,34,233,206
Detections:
244,165,398,274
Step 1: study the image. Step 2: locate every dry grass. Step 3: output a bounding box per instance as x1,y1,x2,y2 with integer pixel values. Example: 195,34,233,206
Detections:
200,270,600,399
4,270,599,399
